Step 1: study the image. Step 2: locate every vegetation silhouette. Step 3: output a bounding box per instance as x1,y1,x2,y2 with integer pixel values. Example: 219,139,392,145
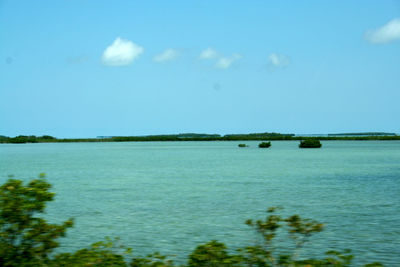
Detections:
258,142,271,148
299,139,322,148
1,132,399,144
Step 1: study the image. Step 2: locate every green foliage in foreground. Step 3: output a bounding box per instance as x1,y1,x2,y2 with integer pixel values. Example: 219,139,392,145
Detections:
238,144,248,148
0,176,384,266
0,173,73,266
258,142,271,148
299,139,322,148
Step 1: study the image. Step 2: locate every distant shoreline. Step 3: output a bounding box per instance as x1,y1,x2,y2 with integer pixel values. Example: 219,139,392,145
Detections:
1,132,399,144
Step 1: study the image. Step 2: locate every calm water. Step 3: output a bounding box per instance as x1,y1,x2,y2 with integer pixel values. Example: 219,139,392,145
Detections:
1,141,399,265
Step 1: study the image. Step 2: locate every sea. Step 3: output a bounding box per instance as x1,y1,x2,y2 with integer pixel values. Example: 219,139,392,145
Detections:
0,141,399,265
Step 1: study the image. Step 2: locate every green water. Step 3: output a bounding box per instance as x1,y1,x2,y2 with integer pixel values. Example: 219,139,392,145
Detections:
1,141,399,265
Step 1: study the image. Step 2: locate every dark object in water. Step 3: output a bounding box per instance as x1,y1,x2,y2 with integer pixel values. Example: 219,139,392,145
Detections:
258,142,271,148
299,139,322,148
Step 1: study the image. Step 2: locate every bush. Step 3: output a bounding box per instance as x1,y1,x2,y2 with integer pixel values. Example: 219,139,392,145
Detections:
258,141,271,148
188,240,241,267
299,139,322,148
0,174,73,266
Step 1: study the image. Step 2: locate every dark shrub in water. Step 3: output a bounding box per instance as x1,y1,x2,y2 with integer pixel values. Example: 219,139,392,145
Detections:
258,141,271,148
299,139,322,148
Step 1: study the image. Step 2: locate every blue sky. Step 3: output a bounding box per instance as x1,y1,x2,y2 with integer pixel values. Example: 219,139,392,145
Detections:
1,0,399,137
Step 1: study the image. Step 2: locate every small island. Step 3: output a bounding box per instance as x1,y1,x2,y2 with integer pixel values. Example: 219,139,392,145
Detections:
258,141,271,148
299,139,322,148
238,144,248,148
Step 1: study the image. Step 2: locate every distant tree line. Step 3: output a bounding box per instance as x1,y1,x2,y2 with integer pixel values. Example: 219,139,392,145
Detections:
327,132,396,136
0,132,399,144
0,135,57,144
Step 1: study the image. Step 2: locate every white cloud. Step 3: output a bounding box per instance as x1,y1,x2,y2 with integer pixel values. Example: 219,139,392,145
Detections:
102,37,144,66
365,18,400,44
200,47,218,59
215,54,242,69
154,49,179,62
268,53,290,68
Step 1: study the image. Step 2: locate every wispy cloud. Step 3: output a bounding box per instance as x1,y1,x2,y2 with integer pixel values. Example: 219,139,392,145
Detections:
153,49,179,62
365,18,400,44
268,53,290,68
102,37,144,66
215,54,242,69
200,47,218,59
